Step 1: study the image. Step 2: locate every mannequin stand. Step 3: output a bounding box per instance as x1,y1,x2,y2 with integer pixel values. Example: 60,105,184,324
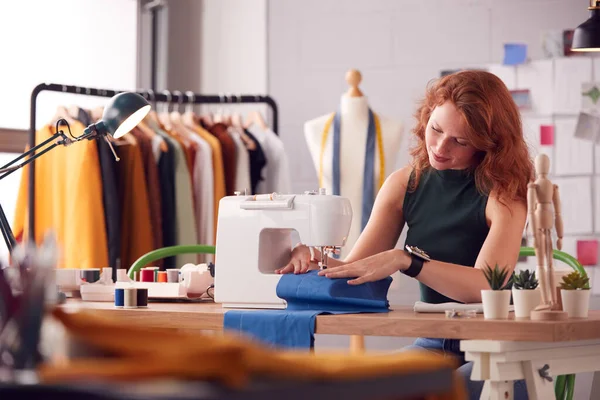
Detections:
530,309,568,321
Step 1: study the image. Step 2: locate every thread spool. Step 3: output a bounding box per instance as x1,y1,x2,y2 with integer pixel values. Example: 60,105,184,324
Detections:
141,269,155,282
136,288,148,307
116,269,129,282
167,269,180,283
157,271,168,283
115,288,125,308
124,288,137,308
102,267,113,284
81,269,100,283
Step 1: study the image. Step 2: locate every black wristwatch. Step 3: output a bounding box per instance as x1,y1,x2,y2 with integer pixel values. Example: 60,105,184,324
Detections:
402,245,431,278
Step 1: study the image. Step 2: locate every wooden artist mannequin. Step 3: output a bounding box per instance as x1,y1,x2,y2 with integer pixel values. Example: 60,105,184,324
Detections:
304,69,403,258
528,154,568,321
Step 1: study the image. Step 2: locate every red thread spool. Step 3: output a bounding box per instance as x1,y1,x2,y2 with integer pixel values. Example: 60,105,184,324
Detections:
141,269,155,282
157,271,167,283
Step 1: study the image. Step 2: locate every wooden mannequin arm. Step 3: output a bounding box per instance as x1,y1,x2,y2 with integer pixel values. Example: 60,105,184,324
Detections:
553,184,563,250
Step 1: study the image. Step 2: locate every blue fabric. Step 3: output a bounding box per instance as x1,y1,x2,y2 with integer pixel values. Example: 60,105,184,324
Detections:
332,109,376,231
223,271,392,350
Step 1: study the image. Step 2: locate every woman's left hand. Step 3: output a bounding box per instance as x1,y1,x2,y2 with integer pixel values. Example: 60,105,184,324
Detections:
317,249,410,285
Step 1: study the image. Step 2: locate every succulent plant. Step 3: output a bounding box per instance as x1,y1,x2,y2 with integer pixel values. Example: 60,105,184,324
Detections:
559,271,590,290
512,269,539,290
483,264,513,290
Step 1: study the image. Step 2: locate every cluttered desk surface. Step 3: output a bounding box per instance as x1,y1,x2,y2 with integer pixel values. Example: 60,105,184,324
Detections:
59,299,600,342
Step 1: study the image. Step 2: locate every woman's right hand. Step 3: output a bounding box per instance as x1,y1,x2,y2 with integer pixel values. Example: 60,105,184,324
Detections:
275,244,313,274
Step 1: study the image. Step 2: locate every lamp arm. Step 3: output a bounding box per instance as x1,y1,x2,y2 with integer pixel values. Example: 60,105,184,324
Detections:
0,131,69,179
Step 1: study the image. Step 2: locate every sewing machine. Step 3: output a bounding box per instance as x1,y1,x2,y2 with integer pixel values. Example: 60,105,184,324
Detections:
214,190,353,309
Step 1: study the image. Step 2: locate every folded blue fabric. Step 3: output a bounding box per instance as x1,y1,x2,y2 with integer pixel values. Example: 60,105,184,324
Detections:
223,271,392,350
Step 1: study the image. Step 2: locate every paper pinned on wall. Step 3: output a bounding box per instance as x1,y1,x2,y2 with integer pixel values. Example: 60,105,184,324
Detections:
510,89,532,110
540,125,554,145
552,177,593,235
582,82,600,113
553,58,593,114
516,60,554,115
574,111,600,143
555,117,593,175
503,43,527,65
577,239,598,266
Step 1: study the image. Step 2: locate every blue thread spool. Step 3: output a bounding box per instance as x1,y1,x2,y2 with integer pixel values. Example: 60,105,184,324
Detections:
115,288,125,308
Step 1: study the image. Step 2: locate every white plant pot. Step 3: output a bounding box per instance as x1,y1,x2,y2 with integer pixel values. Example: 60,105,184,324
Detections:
561,289,591,318
481,290,511,319
512,288,541,319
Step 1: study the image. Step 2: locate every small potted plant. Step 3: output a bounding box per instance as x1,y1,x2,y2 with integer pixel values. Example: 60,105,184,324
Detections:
481,264,513,319
559,271,591,318
512,269,541,319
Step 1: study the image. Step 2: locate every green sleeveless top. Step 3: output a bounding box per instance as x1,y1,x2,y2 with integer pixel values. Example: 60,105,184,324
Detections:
403,168,490,304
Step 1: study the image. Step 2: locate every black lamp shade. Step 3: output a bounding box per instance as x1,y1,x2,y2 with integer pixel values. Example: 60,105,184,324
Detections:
102,92,151,138
572,9,600,52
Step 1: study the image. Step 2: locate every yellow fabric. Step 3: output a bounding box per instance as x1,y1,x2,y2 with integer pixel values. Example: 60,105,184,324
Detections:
39,308,466,400
191,126,226,240
318,112,386,191
13,123,108,270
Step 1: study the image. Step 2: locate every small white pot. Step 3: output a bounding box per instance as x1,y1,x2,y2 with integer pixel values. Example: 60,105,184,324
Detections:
481,290,512,319
561,289,591,318
512,288,541,319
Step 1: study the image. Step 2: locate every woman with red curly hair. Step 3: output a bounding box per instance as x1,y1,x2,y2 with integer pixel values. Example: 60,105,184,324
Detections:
278,70,533,398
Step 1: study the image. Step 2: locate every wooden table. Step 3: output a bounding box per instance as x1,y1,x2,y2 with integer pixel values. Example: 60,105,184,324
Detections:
60,300,600,400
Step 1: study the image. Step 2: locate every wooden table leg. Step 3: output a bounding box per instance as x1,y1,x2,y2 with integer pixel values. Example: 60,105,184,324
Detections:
349,335,365,353
590,370,600,400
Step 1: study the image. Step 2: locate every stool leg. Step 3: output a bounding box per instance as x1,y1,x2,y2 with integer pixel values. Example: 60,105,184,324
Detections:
349,335,365,353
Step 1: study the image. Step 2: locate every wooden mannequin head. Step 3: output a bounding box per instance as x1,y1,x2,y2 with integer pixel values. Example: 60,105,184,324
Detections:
345,69,363,97
535,154,550,177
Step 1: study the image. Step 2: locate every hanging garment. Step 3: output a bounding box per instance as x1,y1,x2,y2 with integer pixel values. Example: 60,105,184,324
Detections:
251,127,290,195
243,129,267,195
75,109,121,277
319,109,385,231
154,135,177,269
228,128,251,194
223,271,392,349
209,123,238,196
156,131,198,267
13,122,108,270
115,141,154,271
190,125,226,240
186,133,214,251
131,128,163,268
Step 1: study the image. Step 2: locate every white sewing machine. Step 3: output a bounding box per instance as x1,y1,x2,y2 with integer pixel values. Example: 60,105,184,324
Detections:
214,189,352,309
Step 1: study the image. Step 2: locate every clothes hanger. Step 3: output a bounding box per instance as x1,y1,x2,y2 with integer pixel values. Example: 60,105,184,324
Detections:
144,89,162,127
169,90,193,139
231,95,256,150
158,90,174,131
182,91,199,129
213,94,226,124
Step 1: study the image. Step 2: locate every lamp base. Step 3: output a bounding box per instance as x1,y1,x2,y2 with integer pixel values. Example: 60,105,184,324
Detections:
530,309,568,321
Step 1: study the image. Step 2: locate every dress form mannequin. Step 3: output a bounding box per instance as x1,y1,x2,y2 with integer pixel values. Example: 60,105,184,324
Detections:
304,69,403,258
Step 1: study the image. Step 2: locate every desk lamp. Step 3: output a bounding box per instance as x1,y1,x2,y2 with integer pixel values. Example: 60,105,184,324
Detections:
0,92,151,253
572,1,600,52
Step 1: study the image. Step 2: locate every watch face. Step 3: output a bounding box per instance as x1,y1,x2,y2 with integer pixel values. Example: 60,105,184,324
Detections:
405,245,431,261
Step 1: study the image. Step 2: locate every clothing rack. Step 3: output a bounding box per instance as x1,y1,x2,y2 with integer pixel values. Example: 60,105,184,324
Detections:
25,82,279,244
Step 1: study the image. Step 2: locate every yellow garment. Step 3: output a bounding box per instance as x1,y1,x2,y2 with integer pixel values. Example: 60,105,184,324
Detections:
191,126,226,239
39,308,466,400
13,123,108,270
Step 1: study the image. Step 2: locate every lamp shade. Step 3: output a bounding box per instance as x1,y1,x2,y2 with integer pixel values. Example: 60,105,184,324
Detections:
101,92,151,139
572,9,600,52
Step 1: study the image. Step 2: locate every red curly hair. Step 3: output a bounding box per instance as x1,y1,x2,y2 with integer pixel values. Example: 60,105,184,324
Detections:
409,70,533,205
